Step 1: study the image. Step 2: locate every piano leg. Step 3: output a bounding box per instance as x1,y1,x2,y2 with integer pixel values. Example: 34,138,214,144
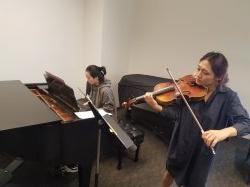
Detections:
78,160,93,187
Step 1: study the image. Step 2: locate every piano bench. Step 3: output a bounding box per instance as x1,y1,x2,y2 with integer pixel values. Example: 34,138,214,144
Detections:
116,122,144,170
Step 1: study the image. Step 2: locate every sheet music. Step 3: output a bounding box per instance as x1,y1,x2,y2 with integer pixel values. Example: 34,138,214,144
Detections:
75,109,111,119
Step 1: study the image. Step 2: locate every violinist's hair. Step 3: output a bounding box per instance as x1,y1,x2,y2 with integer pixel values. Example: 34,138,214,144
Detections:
200,52,229,85
85,65,106,83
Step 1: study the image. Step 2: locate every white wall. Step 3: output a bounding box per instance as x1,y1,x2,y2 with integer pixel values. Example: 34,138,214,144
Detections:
79,0,104,97
101,0,136,105
128,0,250,112
0,0,133,102
0,0,86,96
82,0,103,69
1,0,249,112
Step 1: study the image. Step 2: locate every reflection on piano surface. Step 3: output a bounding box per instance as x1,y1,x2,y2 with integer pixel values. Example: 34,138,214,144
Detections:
0,80,97,187
31,88,74,122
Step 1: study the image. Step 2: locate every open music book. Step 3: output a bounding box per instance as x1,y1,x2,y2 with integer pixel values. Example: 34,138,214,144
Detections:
44,71,79,112
74,109,111,120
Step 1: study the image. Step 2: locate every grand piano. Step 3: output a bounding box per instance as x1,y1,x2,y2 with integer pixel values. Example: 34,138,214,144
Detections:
0,78,97,187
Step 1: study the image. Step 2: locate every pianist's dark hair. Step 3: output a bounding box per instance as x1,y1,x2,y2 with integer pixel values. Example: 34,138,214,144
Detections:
200,51,229,85
86,65,107,83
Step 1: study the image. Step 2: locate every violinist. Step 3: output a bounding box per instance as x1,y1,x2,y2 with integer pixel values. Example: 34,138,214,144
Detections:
144,52,250,187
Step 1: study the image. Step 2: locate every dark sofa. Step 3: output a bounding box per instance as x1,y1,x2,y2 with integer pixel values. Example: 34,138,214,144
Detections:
118,74,175,144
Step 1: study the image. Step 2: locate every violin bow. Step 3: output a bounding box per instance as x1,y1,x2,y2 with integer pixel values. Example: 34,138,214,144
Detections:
166,68,216,155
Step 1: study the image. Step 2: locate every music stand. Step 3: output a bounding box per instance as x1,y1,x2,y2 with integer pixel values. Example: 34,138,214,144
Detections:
81,92,136,187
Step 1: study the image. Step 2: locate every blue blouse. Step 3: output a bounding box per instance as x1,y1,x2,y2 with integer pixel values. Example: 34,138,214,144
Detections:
160,85,250,186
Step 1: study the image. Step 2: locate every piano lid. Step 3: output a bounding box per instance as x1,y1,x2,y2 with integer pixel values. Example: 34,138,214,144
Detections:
0,80,60,131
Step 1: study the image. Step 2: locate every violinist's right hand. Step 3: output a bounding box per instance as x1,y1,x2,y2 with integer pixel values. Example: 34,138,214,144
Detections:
144,92,163,112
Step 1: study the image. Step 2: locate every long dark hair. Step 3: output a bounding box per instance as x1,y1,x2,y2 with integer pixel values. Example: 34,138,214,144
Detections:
85,65,106,83
200,52,229,85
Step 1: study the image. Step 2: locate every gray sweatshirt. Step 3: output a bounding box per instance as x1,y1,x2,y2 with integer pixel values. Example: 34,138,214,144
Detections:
88,79,116,114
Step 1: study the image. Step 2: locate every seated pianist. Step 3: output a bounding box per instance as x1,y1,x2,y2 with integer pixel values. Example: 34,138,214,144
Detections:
64,65,117,173
78,65,116,115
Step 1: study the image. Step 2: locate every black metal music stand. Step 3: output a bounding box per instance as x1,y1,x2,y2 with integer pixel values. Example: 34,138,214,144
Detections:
85,95,136,187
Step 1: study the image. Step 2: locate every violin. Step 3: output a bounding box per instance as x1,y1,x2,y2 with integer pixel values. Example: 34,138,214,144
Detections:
123,69,215,155
122,74,208,109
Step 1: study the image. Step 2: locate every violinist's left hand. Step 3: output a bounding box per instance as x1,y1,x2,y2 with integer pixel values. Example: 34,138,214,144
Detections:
202,127,237,148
